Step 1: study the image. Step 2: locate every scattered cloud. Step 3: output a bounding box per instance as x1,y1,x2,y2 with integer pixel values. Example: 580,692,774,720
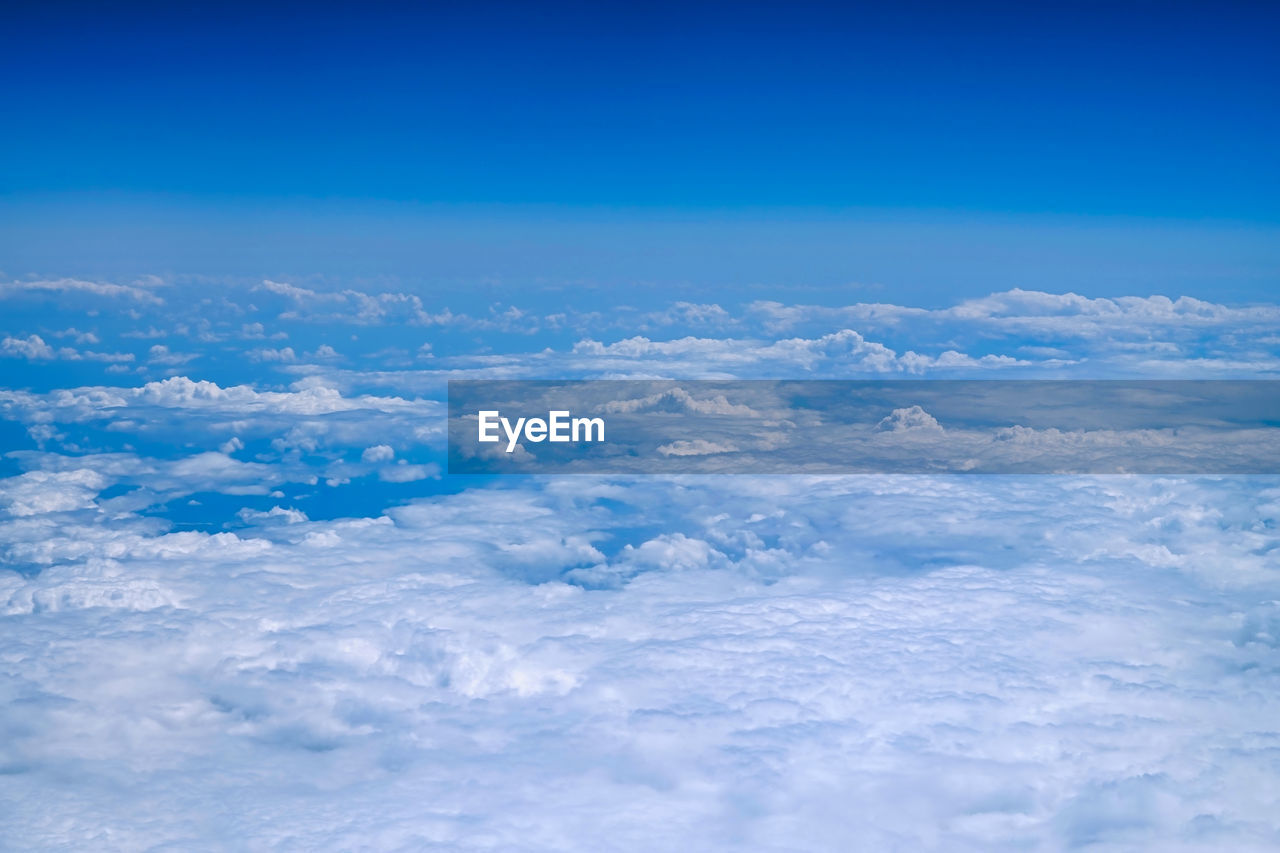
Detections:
0,277,164,304
2,334,55,359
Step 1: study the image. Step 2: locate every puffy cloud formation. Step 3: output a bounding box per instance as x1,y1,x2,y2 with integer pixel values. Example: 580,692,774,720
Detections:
2,278,1280,849
1,334,55,359
0,468,107,516
877,405,945,433
1,333,132,363
362,444,396,463
3,277,1279,382
563,329,1029,377
1,475,1278,850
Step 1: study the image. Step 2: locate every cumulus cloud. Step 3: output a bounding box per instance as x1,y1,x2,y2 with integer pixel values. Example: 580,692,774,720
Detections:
260,279,463,327
1,475,1278,849
743,290,1280,376
236,505,308,525
147,344,198,366
3,281,1280,849
1,334,56,359
876,405,944,433
643,301,733,328
603,386,761,416
5,277,1273,378
750,288,1280,336
247,346,297,362
361,444,395,463
0,468,107,517
1,334,134,363
561,329,1028,378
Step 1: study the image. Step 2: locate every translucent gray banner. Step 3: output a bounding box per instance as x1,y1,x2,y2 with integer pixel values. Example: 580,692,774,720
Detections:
447,380,1280,474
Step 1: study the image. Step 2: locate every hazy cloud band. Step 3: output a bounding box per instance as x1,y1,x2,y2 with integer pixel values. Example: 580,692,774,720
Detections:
449,380,1280,474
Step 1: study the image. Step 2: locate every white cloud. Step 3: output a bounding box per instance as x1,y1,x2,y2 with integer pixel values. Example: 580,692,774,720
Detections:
644,301,733,327
1,334,55,359
126,376,434,418
750,289,1280,336
259,279,327,301
876,405,944,433
259,279,464,327
6,450,316,502
740,290,1280,376
361,444,395,463
147,344,198,366
54,328,100,345
247,346,297,363
603,386,761,416
567,330,925,376
0,277,164,304
378,461,438,482
657,438,741,456
1,335,134,363
1,476,1278,849
558,329,1035,378
4,280,1280,849
236,505,308,525
0,469,107,517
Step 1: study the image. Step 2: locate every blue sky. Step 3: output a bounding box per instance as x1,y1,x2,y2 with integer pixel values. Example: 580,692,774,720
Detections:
4,1,1277,214
3,1,1278,303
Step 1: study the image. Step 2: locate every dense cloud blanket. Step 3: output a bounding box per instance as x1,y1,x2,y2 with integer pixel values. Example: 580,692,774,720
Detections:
2,282,1279,850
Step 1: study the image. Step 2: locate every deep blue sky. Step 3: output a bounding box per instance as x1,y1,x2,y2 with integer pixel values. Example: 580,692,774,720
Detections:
2,1,1277,298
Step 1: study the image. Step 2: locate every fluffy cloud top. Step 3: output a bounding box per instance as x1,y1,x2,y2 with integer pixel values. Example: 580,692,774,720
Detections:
1,475,1278,850
2,280,1279,849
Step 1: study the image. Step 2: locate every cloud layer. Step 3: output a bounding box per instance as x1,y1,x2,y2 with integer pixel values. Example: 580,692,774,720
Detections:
2,476,1279,850
2,278,1279,849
